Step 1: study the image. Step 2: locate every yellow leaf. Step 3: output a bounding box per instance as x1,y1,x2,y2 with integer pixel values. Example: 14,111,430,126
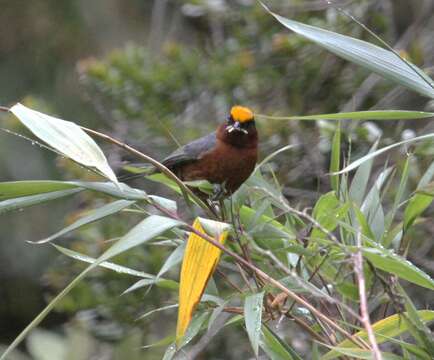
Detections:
176,218,229,344
322,310,434,360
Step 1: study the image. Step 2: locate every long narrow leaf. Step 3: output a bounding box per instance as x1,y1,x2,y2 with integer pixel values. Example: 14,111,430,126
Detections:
322,310,434,360
0,215,181,360
244,292,264,357
263,5,434,98
257,110,434,121
176,218,229,344
0,181,78,200
335,133,434,174
260,325,303,360
10,103,119,184
30,200,135,244
0,180,147,201
0,188,82,214
362,248,434,290
52,244,155,279
330,123,341,192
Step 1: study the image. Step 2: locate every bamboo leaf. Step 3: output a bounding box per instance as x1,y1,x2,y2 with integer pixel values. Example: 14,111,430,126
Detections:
0,180,78,200
0,188,82,214
263,5,434,98
176,218,229,344
244,291,264,357
30,200,135,244
362,248,434,290
52,244,156,279
349,141,378,205
0,180,147,201
10,103,119,184
324,346,403,360
259,325,302,360
0,215,181,360
404,162,434,231
336,133,434,175
257,110,434,121
329,123,341,192
322,310,434,360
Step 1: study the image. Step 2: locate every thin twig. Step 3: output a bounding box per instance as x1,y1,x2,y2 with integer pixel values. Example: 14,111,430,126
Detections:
80,126,215,218
86,126,369,350
353,231,383,359
215,268,244,294
186,224,368,349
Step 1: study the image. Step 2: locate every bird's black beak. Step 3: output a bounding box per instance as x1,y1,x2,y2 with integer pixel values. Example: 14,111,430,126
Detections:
226,121,248,134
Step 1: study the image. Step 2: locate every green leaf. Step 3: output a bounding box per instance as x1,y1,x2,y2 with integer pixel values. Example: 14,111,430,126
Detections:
324,346,403,360
99,216,181,263
0,188,82,214
68,181,147,200
0,215,182,360
403,194,433,232
30,200,135,244
122,278,179,294
254,144,296,173
162,343,177,360
146,173,182,195
349,141,378,205
0,180,147,202
362,247,434,290
397,285,434,353
384,156,410,239
52,244,155,279
403,162,434,231
10,103,119,184
263,6,434,98
361,169,389,240
322,310,434,360
137,304,178,321
311,191,348,239
336,133,434,175
329,123,341,192
156,243,185,279
257,110,434,121
176,311,209,351
0,181,78,200
244,291,264,357
353,205,375,241
417,181,434,196
259,325,303,360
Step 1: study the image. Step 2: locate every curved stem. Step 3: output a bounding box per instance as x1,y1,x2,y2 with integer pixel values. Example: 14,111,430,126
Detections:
80,126,215,218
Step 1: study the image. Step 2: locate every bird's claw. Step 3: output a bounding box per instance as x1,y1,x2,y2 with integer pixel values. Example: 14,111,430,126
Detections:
211,183,227,201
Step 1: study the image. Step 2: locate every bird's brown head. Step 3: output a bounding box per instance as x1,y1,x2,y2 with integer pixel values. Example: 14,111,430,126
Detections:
218,106,258,148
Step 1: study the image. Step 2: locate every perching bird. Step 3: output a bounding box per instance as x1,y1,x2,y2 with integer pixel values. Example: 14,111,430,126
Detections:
161,106,258,199
126,106,258,199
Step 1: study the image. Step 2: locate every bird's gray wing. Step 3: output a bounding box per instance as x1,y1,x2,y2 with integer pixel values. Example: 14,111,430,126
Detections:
162,132,217,168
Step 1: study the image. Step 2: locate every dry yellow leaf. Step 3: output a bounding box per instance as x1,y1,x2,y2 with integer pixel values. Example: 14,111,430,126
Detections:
176,218,228,344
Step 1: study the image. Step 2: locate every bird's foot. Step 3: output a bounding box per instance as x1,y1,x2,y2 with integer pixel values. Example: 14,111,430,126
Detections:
211,183,227,201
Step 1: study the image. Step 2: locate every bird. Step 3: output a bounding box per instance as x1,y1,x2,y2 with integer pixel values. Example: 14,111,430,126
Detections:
127,106,258,200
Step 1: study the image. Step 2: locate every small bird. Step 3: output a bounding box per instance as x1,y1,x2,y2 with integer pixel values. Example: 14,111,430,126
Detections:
159,105,258,199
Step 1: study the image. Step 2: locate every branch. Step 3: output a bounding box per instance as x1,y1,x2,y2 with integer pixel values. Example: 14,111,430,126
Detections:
185,223,369,350
354,231,383,360
84,125,369,350
80,126,215,218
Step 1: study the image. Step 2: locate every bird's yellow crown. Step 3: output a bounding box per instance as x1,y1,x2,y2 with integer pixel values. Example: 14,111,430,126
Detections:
230,106,254,123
